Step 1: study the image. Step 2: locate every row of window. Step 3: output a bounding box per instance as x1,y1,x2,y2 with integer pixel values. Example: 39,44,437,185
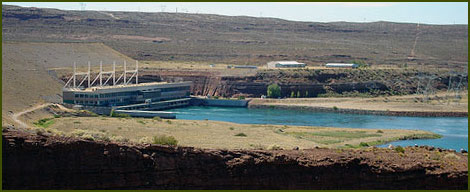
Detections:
72,86,189,100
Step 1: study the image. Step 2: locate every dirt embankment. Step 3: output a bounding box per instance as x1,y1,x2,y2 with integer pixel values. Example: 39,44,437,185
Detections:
3,127,467,190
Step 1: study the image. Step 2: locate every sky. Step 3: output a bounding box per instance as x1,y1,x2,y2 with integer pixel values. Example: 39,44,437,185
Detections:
3,2,468,25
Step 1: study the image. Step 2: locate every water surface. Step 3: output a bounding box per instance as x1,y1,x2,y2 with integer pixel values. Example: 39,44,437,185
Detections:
167,106,468,150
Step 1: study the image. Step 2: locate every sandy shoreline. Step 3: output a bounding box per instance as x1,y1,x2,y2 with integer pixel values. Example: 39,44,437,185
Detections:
248,93,468,117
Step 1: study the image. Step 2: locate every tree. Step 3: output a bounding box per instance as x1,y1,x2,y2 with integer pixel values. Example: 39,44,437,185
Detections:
305,90,309,98
267,84,281,98
291,91,295,98
297,90,301,98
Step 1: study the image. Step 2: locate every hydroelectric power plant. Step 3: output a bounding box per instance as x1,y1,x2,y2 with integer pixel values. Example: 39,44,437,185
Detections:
62,61,192,118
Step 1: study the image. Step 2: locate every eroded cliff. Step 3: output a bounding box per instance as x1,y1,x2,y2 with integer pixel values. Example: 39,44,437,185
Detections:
2,127,467,190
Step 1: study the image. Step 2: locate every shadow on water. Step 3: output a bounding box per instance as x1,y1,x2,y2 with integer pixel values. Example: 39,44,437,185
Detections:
167,106,468,150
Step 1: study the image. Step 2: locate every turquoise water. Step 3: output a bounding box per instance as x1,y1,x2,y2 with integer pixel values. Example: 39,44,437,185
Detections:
166,106,468,150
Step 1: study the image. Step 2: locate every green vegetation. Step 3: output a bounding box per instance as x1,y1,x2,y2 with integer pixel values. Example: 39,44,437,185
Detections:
323,132,378,140
238,96,245,100
268,144,282,150
395,146,405,153
70,129,110,142
229,127,235,130
153,116,163,122
297,90,301,98
267,84,281,98
166,120,172,124
152,135,178,146
33,118,55,128
401,133,442,139
110,110,131,118
351,60,369,68
333,106,339,111
377,130,384,133
359,142,370,147
53,114,61,118
291,91,295,98
137,120,146,125
234,132,247,137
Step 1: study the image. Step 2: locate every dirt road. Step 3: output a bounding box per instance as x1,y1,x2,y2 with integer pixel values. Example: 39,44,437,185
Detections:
11,103,54,128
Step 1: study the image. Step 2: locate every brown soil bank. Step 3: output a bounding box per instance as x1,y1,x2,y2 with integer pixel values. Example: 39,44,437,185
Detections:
3,128,467,190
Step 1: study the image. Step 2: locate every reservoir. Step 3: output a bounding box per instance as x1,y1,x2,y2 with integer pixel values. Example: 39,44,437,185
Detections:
167,106,468,150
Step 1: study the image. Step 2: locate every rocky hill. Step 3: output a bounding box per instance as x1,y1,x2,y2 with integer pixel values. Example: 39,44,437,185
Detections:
2,5,468,68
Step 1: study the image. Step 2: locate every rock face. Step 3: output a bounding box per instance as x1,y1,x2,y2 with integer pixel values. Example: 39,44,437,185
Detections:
3,128,468,190
132,69,463,98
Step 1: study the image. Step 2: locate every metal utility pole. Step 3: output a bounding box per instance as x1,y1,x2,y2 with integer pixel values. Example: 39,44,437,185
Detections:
113,61,116,86
99,61,103,86
136,60,139,84
87,61,91,88
123,60,127,85
73,62,76,88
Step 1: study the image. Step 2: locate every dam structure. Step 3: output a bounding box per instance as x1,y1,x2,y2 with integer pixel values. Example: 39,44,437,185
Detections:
62,61,192,117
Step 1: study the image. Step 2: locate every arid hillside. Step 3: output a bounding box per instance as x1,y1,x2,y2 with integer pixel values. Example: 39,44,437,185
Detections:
1,42,135,126
2,5,468,68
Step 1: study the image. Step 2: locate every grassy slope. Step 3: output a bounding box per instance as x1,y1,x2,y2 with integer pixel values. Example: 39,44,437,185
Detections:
42,116,440,150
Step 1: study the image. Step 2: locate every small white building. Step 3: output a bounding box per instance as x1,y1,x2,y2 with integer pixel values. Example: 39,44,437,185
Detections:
325,63,358,68
267,61,306,69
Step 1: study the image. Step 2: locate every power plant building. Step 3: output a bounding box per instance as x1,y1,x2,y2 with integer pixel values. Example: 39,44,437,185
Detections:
63,81,192,106
62,61,192,107
267,61,306,69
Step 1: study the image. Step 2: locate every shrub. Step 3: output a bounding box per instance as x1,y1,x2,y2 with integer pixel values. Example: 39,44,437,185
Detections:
267,84,281,98
268,144,282,150
139,136,152,144
166,120,172,124
53,114,61,118
395,146,405,153
229,127,235,130
33,118,55,128
110,135,129,142
152,135,178,146
351,60,369,68
238,96,245,100
153,116,162,122
250,144,266,150
333,106,338,111
137,120,146,125
377,130,384,133
110,111,131,118
70,129,110,142
234,133,247,137
359,142,369,147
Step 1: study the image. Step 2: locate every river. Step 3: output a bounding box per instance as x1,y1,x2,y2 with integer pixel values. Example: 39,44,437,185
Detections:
166,106,468,150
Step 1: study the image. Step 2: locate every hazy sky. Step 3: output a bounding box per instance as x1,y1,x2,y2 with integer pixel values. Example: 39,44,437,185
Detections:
3,2,468,25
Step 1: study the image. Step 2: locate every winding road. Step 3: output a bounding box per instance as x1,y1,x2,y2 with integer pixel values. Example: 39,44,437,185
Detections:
11,103,54,129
